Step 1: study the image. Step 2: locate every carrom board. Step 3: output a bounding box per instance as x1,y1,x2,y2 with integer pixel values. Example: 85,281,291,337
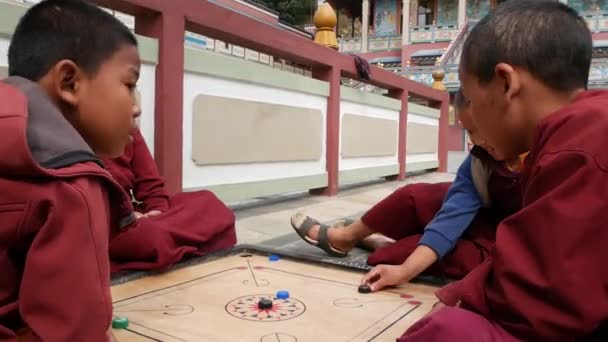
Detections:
111,246,440,342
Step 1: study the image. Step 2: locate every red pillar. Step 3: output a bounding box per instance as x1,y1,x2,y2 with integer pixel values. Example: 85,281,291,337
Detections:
135,11,185,194
437,93,450,172
389,89,409,181
311,66,341,196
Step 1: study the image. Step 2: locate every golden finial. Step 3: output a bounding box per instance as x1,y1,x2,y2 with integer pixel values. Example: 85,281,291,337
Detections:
432,67,446,91
313,3,339,50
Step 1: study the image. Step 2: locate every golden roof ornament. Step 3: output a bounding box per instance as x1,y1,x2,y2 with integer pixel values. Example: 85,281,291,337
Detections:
313,3,339,50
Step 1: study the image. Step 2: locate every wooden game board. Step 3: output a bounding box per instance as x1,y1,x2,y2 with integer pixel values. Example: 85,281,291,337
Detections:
111,247,440,342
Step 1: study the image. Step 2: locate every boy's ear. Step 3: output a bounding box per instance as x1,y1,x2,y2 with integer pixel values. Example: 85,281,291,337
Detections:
50,60,82,107
495,63,521,102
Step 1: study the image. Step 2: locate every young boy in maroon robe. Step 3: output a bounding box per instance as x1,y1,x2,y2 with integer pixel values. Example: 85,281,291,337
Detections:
0,1,140,340
399,1,608,340
104,103,236,273
291,89,523,291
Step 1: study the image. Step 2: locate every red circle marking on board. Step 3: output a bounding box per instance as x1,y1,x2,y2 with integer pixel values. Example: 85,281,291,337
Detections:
408,300,422,305
253,266,265,270
400,294,413,299
236,266,248,270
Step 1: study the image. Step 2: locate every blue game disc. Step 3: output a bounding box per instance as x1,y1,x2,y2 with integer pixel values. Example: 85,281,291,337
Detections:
276,290,290,299
269,254,281,262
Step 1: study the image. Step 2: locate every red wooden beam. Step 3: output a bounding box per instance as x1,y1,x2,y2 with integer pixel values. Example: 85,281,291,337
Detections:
389,89,409,181
135,10,186,194
436,93,450,173
93,0,167,16
311,66,341,196
182,0,444,101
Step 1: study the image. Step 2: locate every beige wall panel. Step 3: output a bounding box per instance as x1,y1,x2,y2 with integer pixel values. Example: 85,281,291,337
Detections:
192,94,323,165
0,66,7,79
341,114,398,158
406,123,438,154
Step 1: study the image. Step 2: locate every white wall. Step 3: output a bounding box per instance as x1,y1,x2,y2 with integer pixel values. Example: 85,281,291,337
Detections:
406,112,439,164
137,63,156,153
182,73,327,190
339,100,400,171
0,37,8,67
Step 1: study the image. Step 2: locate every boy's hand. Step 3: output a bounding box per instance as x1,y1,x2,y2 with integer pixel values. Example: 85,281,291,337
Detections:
361,264,413,292
134,211,144,219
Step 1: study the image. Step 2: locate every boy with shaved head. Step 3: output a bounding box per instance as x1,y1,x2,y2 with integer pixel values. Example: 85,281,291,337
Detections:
399,0,608,341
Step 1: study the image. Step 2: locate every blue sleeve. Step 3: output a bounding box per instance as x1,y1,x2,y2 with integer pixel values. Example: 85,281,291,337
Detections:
418,154,482,259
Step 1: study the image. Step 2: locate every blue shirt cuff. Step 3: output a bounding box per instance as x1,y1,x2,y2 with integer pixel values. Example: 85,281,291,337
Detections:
419,229,455,258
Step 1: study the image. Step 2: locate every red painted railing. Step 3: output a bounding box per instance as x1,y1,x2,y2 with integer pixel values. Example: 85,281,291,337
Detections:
94,0,449,195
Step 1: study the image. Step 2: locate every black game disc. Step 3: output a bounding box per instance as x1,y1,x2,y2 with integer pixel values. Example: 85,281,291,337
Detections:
258,298,273,309
358,284,371,294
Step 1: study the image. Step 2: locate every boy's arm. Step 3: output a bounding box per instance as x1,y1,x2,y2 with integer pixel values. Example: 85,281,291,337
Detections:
418,154,483,258
439,151,608,339
19,177,113,341
129,129,169,212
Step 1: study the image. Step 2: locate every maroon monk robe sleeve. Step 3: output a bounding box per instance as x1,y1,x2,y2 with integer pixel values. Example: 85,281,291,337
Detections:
129,129,170,212
437,151,608,340
18,177,114,341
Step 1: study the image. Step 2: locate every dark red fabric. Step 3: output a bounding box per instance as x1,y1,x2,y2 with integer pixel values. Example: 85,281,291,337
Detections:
363,182,492,279
104,129,236,273
397,306,520,342
0,81,131,341
436,91,608,340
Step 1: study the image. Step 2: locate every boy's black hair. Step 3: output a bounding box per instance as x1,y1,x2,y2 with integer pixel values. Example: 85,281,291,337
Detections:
8,0,138,81
461,0,592,91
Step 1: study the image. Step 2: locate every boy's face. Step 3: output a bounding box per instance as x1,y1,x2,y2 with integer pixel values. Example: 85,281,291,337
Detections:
457,103,506,161
43,44,141,158
459,65,526,161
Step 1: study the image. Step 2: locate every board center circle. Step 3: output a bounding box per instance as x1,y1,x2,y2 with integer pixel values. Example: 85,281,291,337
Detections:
225,294,306,322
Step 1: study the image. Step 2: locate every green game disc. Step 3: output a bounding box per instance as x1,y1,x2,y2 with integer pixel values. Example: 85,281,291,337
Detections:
112,317,129,329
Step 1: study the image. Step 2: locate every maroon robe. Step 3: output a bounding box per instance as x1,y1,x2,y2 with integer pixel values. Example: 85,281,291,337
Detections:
0,77,134,340
105,129,236,273
423,91,608,340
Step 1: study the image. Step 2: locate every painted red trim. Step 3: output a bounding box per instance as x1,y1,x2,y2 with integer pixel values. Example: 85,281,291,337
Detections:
592,32,608,40
358,50,401,60
94,0,449,195
212,0,279,25
135,11,185,195
389,89,408,180
436,93,450,172
401,41,450,63
185,1,444,102
312,67,341,196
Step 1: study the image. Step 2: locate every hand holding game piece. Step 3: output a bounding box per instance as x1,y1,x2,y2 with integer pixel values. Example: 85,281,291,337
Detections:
361,264,413,292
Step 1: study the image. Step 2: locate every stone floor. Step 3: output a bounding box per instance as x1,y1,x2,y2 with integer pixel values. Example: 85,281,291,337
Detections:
232,172,456,246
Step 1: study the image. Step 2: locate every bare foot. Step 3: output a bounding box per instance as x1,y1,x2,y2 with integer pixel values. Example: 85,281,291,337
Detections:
333,220,394,251
358,234,395,251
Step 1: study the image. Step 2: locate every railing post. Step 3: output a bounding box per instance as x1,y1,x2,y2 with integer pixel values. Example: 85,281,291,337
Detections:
389,89,409,181
436,93,450,173
311,66,341,196
135,10,185,194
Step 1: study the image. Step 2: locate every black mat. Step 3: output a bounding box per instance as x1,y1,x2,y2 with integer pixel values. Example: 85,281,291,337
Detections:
111,217,449,287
